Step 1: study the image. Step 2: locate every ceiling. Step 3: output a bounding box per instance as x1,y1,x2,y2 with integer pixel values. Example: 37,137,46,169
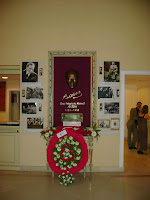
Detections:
0,74,20,81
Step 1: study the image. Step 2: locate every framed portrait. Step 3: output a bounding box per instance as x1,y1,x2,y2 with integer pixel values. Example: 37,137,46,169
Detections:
110,118,120,130
104,61,120,82
98,119,110,128
22,102,37,114
27,118,43,129
104,102,119,114
98,86,114,99
22,62,38,82
49,51,96,127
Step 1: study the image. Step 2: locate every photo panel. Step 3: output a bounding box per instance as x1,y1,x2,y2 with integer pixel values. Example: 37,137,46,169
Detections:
22,102,37,114
27,118,43,129
104,102,119,114
22,62,38,82
104,61,120,82
98,119,110,128
26,87,43,99
110,118,120,130
98,86,114,99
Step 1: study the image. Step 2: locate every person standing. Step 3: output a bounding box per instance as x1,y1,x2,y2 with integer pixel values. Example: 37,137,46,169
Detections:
127,102,142,149
137,105,150,154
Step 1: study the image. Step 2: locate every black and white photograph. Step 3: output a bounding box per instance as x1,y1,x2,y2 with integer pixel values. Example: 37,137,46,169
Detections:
26,87,43,99
98,86,114,99
116,89,119,97
22,62,38,82
99,67,102,74
110,118,120,130
99,103,103,111
22,89,25,97
22,102,37,114
39,68,43,76
27,118,43,129
104,102,119,114
39,103,42,111
104,61,120,82
98,119,110,128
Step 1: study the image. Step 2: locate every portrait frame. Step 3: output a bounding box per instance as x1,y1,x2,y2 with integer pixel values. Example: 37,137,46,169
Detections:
48,51,96,127
22,62,38,82
104,61,120,82
98,119,110,128
110,118,120,130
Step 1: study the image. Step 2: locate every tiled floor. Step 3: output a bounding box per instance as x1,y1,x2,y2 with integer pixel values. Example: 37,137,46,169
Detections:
0,140,150,200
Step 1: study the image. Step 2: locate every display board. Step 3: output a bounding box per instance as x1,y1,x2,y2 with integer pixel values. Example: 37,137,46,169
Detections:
20,61,44,134
97,61,120,134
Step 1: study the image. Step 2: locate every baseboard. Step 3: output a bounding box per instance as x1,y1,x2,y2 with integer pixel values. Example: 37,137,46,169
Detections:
15,166,124,173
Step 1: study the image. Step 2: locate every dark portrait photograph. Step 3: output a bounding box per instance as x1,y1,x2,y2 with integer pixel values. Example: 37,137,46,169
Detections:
22,62,38,82
98,87,114,99
22,102,37,114
104,102,119,114
104,61,120,82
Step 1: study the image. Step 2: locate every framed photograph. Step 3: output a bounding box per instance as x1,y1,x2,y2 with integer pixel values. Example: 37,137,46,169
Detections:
22,102,37,114
27,118,43,129
49,51,96,127
98,119,110,128
39,103,42,111
99,103,103,111
39,68,43,76
104,102,119,114
98,86,114,99
116,89,119,97
104,61,120,82
99,67,102,74
22,89,25,97
110,118,120,130
22,62,38,82
26,87,43,99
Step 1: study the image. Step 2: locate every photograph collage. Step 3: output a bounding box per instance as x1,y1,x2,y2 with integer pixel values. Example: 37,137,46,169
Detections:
97,61,120,132
21,61,44,130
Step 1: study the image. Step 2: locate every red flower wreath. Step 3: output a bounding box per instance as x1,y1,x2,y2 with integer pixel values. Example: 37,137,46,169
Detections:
47,128,88,174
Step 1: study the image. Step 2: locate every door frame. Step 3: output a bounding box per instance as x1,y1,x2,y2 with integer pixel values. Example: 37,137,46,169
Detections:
120,70,150,168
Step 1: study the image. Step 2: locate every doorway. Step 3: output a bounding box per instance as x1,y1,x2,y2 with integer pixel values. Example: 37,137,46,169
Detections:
120,70,150,172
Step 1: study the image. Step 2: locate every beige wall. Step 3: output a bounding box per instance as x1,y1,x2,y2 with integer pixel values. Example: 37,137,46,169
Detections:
1,0,150,170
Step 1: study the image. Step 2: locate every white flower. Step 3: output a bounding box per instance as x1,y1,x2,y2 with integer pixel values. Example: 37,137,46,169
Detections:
91,131,97,137
54,157,57,161
69,155,72,158
57,147,61,151
73,163,77,167
56,163,59,166
77,149,81,154
75,141,79,145
69,136,73,140
65,148,69,152
53,152,57,155
57,155,60,158
76,156,80,160
49,131,53,135
45,132,49,138
55,144,59,148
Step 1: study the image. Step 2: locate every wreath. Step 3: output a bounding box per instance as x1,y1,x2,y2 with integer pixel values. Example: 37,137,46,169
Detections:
47,128,88,185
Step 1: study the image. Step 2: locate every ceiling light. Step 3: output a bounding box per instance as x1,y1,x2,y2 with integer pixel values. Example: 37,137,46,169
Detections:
2,77,8,79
